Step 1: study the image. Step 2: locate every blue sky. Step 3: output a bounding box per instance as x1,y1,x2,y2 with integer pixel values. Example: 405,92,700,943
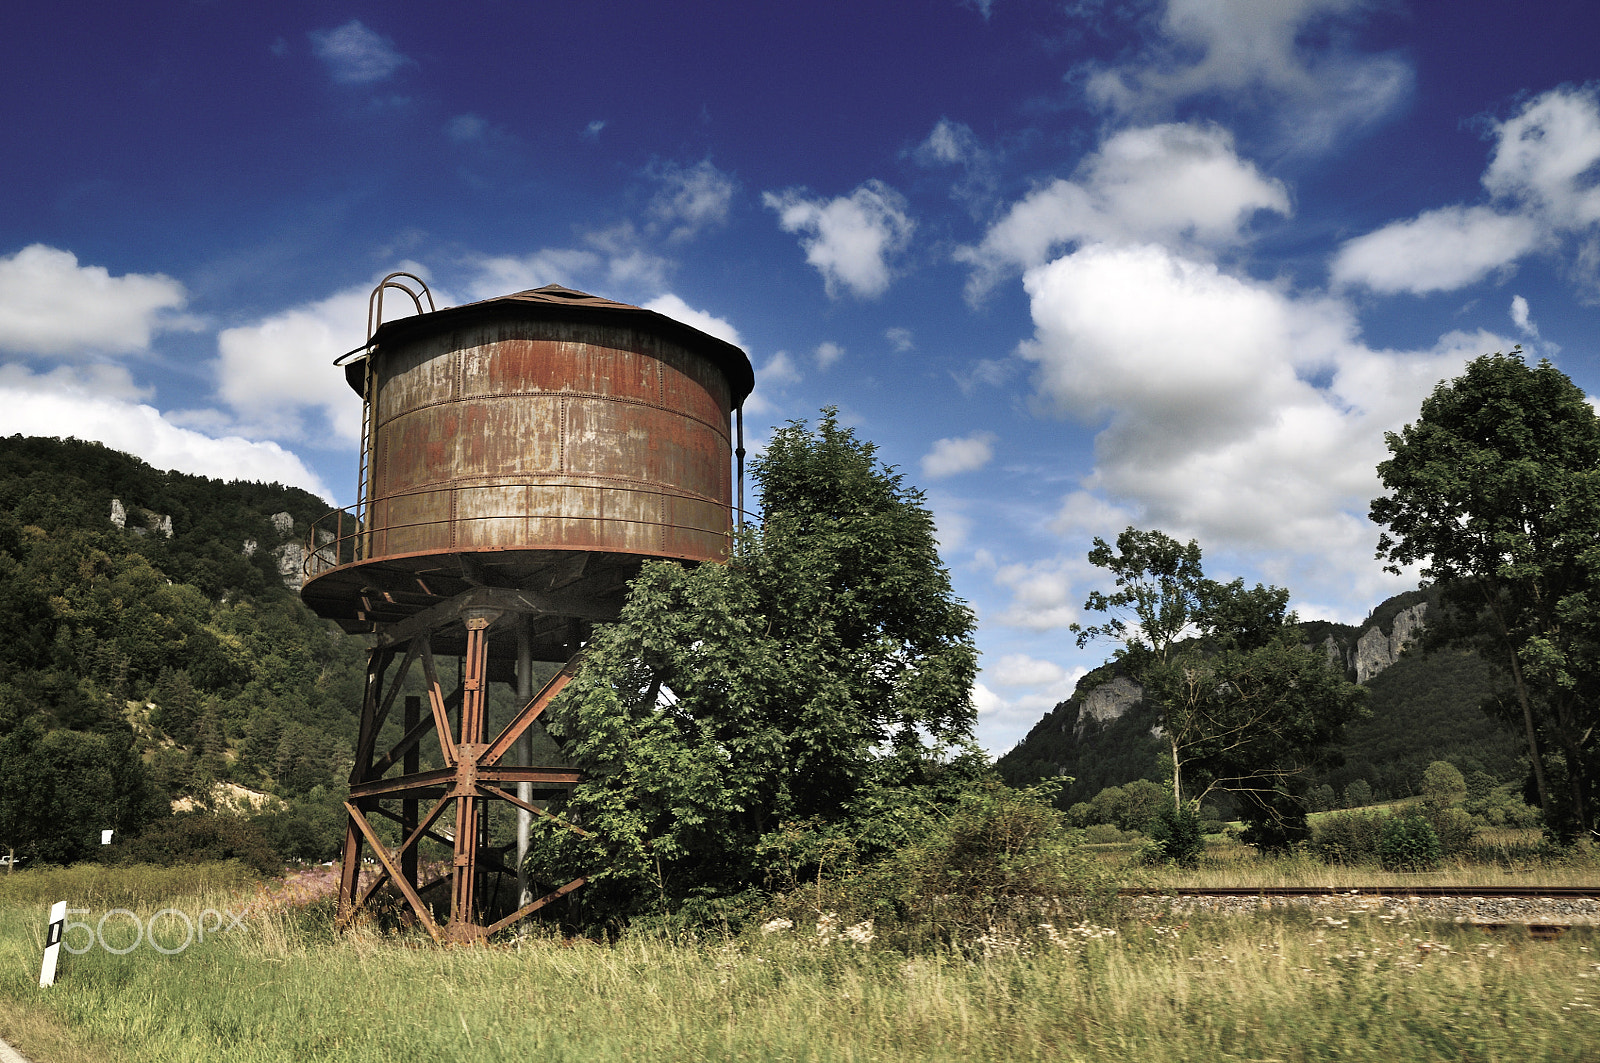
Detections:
4,0,1600,755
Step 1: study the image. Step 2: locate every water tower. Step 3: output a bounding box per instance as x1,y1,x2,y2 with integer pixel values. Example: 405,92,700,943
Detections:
303,275,753,943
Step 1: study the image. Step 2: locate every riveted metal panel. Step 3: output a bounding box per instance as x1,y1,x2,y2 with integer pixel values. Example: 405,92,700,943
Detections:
368,315,733,561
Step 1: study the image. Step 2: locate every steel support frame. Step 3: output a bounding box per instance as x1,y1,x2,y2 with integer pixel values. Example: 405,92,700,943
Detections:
336,605,588,944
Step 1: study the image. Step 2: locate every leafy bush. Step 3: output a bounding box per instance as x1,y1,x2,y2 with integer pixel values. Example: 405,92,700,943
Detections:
1467,784,1541,828
1423,805,1476,855
1141,802,1204,867
1082,823,1130,844
119,812,281,875
1311,809,1388,864
1237,786,1311,853
760,781,1119,950
1377,812,1442,871
1343,779,1373,808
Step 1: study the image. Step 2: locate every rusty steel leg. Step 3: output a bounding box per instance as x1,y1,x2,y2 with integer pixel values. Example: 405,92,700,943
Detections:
401,694,420,894
337,603,587,944
446,617,492,944
336,816,364,927
338,648,387,923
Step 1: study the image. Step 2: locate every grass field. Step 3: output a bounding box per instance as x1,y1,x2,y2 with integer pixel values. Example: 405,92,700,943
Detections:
0,861,1596,1062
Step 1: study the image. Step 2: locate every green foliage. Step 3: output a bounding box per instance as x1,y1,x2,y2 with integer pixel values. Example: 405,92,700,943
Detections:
1141,802,1204,867
754,780,1119,950
1377,812,1443,871
1311,809,1389,864
0,719,163,864
868,781,1118,942
1318,644,1520,802
1072,527,1366,836
530,411,980,921
0,435,370,868
1466,780,1542,828
1086,779,1168,833
1421,760,1466,809
117,811,284,876
1371,350,1600,837
1236,785,1313,853
1343,779,1373,808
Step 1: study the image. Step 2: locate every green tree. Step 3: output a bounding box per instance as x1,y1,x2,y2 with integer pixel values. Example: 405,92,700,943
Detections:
0,720,160,865
530,410,980,920
1371,350,1600,837
1073,528,1366,827
1421,760,1466,809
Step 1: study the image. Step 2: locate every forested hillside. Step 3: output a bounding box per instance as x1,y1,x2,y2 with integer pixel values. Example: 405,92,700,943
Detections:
997,590,1524,809
0,435,368,866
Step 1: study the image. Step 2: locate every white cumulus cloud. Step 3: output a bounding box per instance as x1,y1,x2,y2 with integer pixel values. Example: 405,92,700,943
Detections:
1511,294,1539,337
0,363,332,499
642,294,744,348
1330,205,1543,294
958,123,1288,299
309,20,408,84
214,284,393,443
1482,86,1600,228
1335,86,1600,297
921,432,997,478
991,556,1082,631
1081,0,1412,154
462,249,604,301
0,244,191,356
1017,240,1490,610
763,180,915,299
648,159,738,243
743,351,800,417
814,341,845,370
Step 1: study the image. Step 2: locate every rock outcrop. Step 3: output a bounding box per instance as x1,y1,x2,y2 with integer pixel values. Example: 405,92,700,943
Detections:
1352,603,1427,683
109,498,172,538
272,542,308,592
1076,675,1143,736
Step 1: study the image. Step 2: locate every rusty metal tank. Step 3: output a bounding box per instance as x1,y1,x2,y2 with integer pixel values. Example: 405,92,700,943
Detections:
302,284,754,656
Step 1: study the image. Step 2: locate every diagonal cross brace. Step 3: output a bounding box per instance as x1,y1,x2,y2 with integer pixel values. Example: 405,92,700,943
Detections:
482,648,588,765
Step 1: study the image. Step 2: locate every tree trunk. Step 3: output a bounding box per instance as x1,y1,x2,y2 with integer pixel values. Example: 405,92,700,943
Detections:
1170,733,1182,812
1506,650,1553,823
1550,694,1594,837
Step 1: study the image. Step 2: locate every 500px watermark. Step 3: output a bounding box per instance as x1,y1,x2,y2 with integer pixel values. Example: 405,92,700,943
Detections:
60,908,245,955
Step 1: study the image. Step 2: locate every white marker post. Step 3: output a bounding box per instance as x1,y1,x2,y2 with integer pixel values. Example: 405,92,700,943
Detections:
100,829,113,845
39,901,66,987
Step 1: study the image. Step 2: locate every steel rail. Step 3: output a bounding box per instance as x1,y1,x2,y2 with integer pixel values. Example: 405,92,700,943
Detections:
1120,885,1600,898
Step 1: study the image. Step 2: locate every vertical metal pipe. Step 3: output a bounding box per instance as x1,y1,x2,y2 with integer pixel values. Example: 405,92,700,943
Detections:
735,403,746,534
516,618,533,908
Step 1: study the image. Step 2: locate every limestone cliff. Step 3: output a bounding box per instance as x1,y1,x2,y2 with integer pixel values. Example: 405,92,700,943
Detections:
1076,675,1143,736
1351,603,1428,683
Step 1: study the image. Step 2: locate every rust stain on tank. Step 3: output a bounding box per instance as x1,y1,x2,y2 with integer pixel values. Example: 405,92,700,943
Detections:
302,285,754,637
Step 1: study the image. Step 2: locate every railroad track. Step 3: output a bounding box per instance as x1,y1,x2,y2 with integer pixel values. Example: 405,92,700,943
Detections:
1120,885,1600,938
1120,885,1600,898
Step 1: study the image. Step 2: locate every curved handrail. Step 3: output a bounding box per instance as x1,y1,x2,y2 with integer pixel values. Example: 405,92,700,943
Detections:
367,272,435,343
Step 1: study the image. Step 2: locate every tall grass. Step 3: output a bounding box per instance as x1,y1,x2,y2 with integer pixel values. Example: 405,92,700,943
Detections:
0,863,1595,1062
0,862,259,910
